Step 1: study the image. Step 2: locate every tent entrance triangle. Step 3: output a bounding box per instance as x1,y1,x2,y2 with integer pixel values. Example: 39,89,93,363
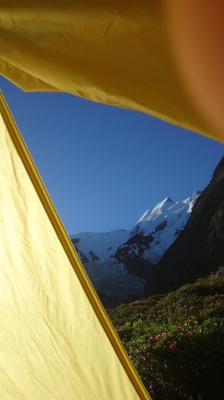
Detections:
0,91,151,400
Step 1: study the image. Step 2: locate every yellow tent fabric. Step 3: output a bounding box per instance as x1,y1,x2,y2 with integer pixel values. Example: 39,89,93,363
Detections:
0,0,213,139
0,91,150,399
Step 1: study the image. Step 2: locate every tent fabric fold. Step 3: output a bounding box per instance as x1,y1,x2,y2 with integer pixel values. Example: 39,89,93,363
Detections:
0,0,213,139
0,91,151,399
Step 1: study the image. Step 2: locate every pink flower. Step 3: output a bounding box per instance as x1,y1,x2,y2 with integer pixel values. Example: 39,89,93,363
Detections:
161,332,167,337
178,326,182,331
169,343,177,351
148,336,154,342
156,334,161,340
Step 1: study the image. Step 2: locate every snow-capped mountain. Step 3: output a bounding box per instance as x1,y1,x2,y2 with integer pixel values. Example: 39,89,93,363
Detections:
70,191,201,307
144,156,224,297
123,191,202,265
70,229,130,264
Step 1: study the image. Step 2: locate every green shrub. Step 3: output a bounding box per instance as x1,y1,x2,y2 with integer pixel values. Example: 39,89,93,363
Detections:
108,267,224,400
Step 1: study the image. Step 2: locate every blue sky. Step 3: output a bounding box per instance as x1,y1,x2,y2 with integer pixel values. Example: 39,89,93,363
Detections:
1,75,223,235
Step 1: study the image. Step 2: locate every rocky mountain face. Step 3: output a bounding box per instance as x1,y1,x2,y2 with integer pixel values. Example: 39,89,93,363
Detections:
144,156,224,297
71,192,200,307
114,193,200,278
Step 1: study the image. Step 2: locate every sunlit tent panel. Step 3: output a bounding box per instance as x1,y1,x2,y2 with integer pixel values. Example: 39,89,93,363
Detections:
0,92,150,399
0,0,212,139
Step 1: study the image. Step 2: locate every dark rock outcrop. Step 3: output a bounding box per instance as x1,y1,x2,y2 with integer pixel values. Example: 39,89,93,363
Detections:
144,156,224,297
115,234,154,278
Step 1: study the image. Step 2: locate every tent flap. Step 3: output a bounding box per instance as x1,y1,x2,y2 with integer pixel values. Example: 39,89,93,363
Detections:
0,91,150,399
0,0,212,139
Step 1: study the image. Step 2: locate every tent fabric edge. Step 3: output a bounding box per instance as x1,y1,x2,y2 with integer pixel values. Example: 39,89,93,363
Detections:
0,90,151,400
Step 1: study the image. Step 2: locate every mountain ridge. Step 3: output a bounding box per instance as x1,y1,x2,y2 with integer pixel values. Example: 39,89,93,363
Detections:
70,192,201,306
144,156,224,297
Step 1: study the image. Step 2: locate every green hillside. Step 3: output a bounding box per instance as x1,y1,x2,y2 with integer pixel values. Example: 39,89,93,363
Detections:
108,267,224,400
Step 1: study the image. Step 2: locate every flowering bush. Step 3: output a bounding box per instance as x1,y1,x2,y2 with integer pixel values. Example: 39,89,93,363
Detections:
169,343,176,351
108,267,224,400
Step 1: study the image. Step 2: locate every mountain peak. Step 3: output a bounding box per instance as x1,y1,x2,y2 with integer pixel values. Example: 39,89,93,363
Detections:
71,192,201,307
136,193,200,226
144,156,224,297
164,196,173,203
